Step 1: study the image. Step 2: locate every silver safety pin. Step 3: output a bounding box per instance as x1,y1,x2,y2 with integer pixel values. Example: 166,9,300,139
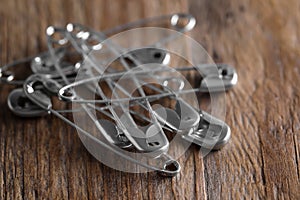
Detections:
21,74,180,176
0,47,80,85
58,62,237,104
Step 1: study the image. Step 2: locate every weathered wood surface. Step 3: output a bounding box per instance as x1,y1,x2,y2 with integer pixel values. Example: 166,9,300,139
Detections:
0,0,299,199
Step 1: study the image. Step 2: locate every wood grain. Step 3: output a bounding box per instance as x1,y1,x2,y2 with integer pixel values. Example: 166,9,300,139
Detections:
0,0,299,199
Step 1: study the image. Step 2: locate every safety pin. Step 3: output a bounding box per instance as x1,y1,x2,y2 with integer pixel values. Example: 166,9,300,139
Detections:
58,20,236,101
20,74,180,176
0,47,81,85
115,95,230,150
58,62,237,104
46,26,171,155
60,18,236,99
103,13,196,36
57,64,230,150
67,13,196,51
45,25,186,173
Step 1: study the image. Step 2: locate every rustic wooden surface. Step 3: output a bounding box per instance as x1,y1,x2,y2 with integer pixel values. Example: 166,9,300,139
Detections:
0,0,299,199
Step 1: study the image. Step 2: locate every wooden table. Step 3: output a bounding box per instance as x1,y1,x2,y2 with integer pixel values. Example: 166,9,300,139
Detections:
0,0,299,199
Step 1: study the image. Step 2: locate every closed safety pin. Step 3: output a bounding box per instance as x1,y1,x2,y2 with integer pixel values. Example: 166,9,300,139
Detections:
0,48,81,85
19,74,180,176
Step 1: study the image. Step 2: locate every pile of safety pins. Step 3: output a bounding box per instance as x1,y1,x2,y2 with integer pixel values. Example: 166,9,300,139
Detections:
0,13,237,176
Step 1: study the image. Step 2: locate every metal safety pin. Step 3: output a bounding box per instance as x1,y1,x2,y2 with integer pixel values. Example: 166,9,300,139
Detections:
64,25,179,155
103,13,196,35
46,26,170,155
58,62,237,104
61,18,235,96
67,13,196,48
96,47,237,93
44,25,179,173
64,25,195,155
19,74,180,176
58,21,237,102
63,25,237,96
120,95,230,150
0,47,80,85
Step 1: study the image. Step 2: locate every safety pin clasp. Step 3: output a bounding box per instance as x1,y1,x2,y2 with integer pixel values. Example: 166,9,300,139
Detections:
23,74,59,110
7,88,48,117
120,121,169,156
154,99,200,134
182,111,231,150
154,99,230,150
124,47,171,66
97,119,133,149
197,64,238,92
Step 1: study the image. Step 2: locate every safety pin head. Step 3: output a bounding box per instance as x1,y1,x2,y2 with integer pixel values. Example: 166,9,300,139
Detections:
154,99,200,134
153,98,230,150
98,119,132,149
199,64,238,92
124,47,170,66
7,88,48,117
23,74,57,111
120,123,169,157
182,111,231,150
170,13,196,32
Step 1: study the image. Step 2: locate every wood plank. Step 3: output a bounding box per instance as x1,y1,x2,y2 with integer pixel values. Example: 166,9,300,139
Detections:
0,0,299,199
188,0,300,199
